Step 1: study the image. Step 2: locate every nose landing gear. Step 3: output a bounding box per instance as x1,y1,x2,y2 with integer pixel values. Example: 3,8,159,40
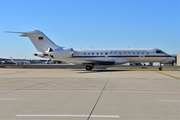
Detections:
159,62,162,71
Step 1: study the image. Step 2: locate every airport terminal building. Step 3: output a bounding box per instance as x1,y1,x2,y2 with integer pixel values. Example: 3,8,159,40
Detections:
177,53,180,66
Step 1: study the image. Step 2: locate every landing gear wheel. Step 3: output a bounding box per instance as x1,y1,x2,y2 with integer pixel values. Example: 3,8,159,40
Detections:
159,62,162,71
86,65,93,70
159,67,162,71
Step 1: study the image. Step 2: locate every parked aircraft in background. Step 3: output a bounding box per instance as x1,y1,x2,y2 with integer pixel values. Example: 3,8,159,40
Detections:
7,30,175,70
10,57,30,65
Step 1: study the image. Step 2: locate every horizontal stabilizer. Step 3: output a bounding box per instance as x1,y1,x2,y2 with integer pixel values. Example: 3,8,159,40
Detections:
6,30,41,36
6,31,24,33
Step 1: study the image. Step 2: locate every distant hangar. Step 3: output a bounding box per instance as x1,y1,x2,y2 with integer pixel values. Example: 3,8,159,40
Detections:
177,53,180,66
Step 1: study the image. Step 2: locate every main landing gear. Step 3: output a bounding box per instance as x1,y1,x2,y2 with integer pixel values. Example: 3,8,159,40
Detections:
86,65,94,70
159,62,162,71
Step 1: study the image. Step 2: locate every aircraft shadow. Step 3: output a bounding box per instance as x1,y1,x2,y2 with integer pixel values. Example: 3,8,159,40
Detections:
73,69,132,73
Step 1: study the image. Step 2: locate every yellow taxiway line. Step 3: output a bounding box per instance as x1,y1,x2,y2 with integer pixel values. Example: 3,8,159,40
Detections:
157,71,180,80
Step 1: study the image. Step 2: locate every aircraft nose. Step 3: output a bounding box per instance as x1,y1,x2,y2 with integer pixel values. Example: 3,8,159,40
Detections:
168,55,175,61
165,54,175,61
171,57,175,61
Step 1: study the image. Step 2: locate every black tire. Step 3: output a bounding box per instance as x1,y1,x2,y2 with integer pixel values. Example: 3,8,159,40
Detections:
86,65,92,70
159,67,162,71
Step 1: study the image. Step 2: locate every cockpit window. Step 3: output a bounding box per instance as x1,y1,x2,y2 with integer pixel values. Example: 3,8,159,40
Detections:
156,50,164,54
156,50,161,53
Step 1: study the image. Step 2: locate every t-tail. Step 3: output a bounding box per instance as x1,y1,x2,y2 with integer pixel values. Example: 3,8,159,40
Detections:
10,57,14,62
6,30,62,52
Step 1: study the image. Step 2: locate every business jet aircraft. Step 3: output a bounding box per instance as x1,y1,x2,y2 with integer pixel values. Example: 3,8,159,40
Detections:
10,57,30,65
7,30,175,70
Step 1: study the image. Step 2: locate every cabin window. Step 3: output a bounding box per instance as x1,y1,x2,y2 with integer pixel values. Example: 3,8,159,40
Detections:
84,53,86,55
101,53,103,55
88,53,90,55
97,53,98,55
92,53,94,55
105,53,108,55
147,52,149,54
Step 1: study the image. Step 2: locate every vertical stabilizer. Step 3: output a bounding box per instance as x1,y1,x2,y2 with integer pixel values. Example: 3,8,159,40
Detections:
7,30,62,52
10,57,14,62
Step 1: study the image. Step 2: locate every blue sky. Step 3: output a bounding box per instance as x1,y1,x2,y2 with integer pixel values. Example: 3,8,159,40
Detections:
0,0,179,59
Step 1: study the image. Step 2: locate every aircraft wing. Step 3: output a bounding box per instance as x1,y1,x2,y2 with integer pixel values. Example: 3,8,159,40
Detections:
64,57,129,65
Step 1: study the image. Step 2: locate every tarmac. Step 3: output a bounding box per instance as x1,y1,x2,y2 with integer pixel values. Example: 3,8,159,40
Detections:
0,68,180,120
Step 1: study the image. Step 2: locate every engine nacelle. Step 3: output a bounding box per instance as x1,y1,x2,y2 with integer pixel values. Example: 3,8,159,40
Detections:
34,52,48,58
47,48,73,59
